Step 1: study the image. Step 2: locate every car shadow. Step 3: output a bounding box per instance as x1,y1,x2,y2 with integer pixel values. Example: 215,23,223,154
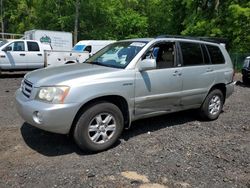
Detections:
121,110,197,141
20,123,94,156
21,110,198,156
235,80,250,88
0,72,26,79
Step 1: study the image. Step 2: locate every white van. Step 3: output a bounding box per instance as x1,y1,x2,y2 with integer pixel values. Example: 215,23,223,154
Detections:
72,40,116,55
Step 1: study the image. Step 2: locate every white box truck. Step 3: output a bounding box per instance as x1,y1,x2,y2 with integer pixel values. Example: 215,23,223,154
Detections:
24,30,72,51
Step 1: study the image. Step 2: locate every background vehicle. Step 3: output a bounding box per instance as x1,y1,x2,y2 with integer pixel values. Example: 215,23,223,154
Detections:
45,40,116,66
24,30,72,51
242,56,250,84
44,50,90,66
0,39,51,72
16,36,234,152
73,40,116,55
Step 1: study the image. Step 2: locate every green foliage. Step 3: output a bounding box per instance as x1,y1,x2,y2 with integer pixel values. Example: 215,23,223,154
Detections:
226,3,250,52
1,0,249,52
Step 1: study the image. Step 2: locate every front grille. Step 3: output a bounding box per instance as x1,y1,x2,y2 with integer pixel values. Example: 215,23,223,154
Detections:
21,79,33,98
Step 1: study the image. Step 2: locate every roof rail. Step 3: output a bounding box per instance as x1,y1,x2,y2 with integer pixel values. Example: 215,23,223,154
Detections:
156,35,228,46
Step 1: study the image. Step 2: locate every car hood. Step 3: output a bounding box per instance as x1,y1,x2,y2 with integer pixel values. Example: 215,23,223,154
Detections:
25,63,121,87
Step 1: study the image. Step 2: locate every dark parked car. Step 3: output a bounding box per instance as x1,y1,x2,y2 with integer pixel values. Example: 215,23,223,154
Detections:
242,56,250,84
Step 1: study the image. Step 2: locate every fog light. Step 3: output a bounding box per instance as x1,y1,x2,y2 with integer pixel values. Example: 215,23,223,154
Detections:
33,111,43,124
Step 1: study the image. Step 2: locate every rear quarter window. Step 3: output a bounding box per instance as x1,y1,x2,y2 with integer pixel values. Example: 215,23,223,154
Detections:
206,45,225,64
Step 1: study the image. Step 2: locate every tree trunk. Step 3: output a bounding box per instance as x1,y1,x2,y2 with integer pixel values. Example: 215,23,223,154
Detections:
215,0,220,12
74,0,80,45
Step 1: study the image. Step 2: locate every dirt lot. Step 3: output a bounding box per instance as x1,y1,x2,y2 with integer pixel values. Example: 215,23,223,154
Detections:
0,72,249,188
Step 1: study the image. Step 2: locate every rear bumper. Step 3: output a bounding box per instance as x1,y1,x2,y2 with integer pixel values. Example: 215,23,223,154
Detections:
226,82,234,99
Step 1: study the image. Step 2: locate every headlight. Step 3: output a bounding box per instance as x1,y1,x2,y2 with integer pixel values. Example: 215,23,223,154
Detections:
35,86,70,103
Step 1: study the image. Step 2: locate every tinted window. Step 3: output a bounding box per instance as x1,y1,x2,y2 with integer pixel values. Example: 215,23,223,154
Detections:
180,42,203,66
243,59,250,68
201,44,210,64
206,45,225,64
27,42,40,51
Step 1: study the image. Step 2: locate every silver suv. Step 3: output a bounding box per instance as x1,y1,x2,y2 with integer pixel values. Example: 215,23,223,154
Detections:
16,37,234,152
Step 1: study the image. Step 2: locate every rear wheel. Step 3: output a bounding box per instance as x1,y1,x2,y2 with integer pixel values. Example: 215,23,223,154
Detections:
200,89,224,120
73,102,124,152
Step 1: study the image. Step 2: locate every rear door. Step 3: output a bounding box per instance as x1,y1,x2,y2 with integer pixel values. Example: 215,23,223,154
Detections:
25,41,44,69
178,42,215,107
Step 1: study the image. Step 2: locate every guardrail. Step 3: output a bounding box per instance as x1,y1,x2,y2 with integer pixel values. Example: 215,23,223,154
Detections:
0,32,23,40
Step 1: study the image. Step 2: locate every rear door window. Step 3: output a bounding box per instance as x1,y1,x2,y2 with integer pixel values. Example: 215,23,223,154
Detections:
27,42,40,51
180,42,204,66
206,45,225,64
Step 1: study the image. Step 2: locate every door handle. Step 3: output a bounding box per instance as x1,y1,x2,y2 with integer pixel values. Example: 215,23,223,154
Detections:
173,70,182,76
19,54,25,56
0,55,5,58
206,68,213,72
37,54,42,56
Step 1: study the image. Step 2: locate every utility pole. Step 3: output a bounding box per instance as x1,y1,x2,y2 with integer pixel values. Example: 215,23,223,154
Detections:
0,0,4,39
74,0,80,45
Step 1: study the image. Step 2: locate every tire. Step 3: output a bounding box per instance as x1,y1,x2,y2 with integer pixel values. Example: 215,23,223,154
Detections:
73,102,124,152
200,89,224,120
65,61,75,64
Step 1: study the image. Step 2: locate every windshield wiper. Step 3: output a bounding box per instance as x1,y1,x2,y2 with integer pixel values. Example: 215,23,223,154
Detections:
85,61,101,65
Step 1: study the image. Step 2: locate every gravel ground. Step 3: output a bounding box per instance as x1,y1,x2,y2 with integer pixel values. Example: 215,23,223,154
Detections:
0,72,249,188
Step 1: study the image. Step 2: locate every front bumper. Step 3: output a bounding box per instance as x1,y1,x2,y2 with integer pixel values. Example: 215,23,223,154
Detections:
226,82,234,99
15,89,79,134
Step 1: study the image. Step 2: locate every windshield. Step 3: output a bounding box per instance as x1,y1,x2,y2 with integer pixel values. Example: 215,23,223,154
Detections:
85,41,147,68
243,59,250,68
73,44,86,52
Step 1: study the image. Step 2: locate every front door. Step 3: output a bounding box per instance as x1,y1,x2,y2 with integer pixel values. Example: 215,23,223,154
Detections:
134,41,183,117
2,41,26,69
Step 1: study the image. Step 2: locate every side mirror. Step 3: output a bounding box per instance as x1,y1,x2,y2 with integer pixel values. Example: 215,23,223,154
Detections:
3,46,12,51
137,59,156,71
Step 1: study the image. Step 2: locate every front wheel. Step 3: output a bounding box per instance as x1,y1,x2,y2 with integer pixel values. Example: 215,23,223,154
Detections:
73,102,124,152
200,89,224,120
